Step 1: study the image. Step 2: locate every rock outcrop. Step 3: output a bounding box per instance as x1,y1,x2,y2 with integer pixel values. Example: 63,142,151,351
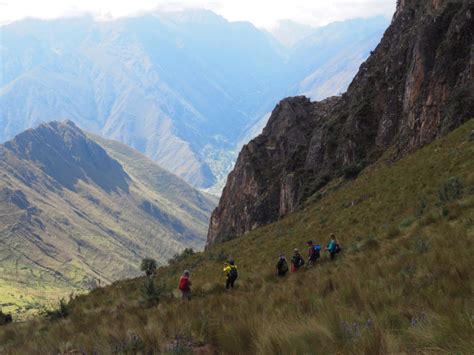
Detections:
207,0,474,244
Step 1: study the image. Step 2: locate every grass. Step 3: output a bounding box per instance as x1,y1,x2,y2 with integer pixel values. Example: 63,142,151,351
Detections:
0,119,473,353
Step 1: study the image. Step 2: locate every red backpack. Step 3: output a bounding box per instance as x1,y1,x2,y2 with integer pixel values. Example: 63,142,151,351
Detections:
179,276,189,291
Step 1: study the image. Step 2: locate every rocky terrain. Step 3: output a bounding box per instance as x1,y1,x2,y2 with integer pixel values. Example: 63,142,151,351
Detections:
208,0,474,244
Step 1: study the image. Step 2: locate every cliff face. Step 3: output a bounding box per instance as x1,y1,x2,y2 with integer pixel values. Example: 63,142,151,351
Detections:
207,0,474,244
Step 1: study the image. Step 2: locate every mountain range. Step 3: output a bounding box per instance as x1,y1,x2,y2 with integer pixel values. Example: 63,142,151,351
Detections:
0,120,214,313
1,12,389,191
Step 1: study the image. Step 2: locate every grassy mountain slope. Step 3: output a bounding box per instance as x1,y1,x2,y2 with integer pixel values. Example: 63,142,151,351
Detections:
0,121,215,316
2,119,472,353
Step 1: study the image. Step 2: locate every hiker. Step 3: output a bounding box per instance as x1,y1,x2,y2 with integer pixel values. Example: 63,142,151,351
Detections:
178,270,192,300
325,234,341,260
291,249,305,272
223,259,238,289
276,254,289,276
307,240,321,266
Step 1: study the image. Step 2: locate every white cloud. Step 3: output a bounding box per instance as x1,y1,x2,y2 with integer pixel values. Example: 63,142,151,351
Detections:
0,0,396,28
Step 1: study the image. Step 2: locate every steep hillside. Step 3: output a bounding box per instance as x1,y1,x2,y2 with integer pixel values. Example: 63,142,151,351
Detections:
1,118,472,354
0,13,388,189
0,121,215,314
208,0,474,244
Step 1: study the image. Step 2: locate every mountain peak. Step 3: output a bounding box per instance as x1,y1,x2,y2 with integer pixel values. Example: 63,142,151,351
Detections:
3,120,130,193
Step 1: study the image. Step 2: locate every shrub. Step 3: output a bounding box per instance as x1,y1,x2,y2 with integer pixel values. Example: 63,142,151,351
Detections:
343,162,364,179
44,298,69,320
414,198,428,217
141,278,164,307
0,310,12,325
438,176,463,203
399,216,415,229
140,258,157,277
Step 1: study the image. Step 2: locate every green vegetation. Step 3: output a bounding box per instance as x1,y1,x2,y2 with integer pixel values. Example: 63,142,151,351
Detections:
0,311,12,325
140,258,158,277
43,298,70,321
0,120,473,353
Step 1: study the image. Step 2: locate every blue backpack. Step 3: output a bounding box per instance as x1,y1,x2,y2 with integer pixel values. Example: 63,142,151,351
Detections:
313,245,321,259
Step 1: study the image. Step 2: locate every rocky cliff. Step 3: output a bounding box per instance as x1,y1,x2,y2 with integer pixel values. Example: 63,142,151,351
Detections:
207,0,474,244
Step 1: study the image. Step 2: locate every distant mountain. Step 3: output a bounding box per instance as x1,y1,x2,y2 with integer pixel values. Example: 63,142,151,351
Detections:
0,11,389,191
287,17,390,100
0,121,215,311
237,17,389,147
268,20,315,48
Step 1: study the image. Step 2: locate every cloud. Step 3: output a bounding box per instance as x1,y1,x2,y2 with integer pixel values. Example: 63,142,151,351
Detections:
0,0,396,28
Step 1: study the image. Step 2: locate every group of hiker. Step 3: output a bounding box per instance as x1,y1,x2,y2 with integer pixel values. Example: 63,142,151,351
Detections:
276,234,341,276
178,234,341,300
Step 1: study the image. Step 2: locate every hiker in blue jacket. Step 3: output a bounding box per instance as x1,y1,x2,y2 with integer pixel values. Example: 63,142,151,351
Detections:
325,234,340,260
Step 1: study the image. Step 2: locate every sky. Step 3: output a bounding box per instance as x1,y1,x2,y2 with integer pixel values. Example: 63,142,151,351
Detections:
0,0,396,28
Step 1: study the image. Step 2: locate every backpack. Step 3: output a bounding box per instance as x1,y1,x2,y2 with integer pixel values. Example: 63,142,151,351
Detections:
298,256,305,267
279,259,289,274
179,276,189,291
313,245,321,259
229,266,238,280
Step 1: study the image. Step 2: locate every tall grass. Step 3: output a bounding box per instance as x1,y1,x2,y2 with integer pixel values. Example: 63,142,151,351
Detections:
1,119,473,354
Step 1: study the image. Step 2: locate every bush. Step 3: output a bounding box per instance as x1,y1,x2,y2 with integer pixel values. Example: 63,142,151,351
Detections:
44,298,69,320
141,278,164,307
140,258,157,277
0,310,12,325
438,176,463,203
414,198,428,217
343,162,364,179
398,217,415,229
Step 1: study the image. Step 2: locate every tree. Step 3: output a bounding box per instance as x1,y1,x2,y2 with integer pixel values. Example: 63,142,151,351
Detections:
140,258,157,277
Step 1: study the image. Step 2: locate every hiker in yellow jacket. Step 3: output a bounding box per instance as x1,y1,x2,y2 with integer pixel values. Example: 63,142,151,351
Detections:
223,259,238,289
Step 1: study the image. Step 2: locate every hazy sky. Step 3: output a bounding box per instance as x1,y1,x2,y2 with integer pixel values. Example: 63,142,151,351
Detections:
0,0,396,28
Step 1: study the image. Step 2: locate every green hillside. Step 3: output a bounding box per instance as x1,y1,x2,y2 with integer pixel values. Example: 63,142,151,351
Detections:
0,122,215,317
1,119,473,353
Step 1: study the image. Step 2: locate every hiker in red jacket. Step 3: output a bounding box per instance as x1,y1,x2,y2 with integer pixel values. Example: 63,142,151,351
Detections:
178,270,192,300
